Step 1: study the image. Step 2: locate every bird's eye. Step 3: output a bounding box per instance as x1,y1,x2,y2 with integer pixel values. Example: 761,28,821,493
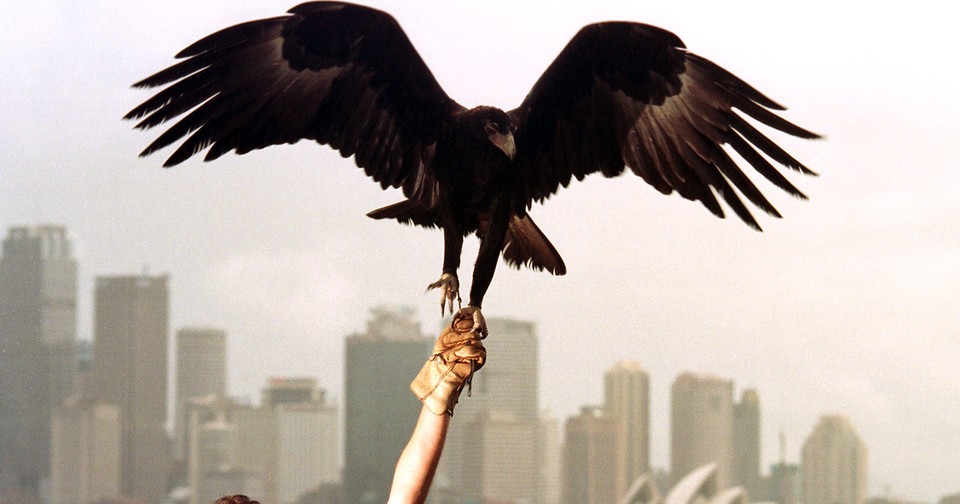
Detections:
484,122,498,135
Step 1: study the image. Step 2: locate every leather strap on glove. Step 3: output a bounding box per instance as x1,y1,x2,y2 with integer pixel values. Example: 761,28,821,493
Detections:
410,308,487,416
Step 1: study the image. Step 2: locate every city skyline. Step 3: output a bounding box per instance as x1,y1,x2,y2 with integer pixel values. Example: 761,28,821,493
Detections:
3,1,959,501
1,230,954,503
1,229,949,502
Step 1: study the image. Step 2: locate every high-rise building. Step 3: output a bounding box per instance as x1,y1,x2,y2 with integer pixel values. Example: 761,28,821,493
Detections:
562,406,625,504
267,378,339,504
439,317,544,503
670,372,734,489
766,430,800,504
175,327,227,460
733,388,761,497
768,461,800,504
343,306,433,504
93,274,170,503
0,225,77,492
604,360,651,486
539,412,563,504
940,494,960,504
185,396,265,504
801,415,868,504
50,400,121,504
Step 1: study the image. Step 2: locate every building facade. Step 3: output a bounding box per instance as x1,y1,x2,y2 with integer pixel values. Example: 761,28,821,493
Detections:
732,388,761,497
604,360,651,486
0,225,77,493
670,373,734,489
93,274,170,503
268,379,339,504
343,306,433,504
439,317,545,503
562,406,625,504
801,415,868,504
175,327,227,460
49,400,121,504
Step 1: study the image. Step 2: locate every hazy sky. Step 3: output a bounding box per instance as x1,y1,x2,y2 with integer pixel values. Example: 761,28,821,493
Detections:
2,0,958,501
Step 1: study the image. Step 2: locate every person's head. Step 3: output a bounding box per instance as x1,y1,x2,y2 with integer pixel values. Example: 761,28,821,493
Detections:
214,495,260,504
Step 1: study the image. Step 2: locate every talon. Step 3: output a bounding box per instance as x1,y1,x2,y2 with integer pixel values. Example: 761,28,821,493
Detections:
426,273,461,315
455,306,488,339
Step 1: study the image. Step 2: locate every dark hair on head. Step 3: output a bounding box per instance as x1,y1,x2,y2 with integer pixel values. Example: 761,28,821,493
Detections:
214,495,260,504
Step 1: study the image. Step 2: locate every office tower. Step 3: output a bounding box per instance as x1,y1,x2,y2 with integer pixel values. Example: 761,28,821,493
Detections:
93,274,170,503
766,430,799,504
801,414,868,504
0,225,77,492
670,372,734,488
175,327,227,460
539,412,563,504
186,396,265,504
768,462,800,504
452,412,541,503
50,400,121,504
266,378,339,504
604,360,651,485
440,317,543,503
562,406,625,504
343,306,433,504
733,388,761,497
940,494,960,504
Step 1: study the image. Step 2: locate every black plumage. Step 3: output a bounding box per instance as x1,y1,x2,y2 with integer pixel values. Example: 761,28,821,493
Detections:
126,2,819,317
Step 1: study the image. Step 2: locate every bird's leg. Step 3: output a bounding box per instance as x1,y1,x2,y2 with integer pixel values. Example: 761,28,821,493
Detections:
463,202,511,338
427,227,464,315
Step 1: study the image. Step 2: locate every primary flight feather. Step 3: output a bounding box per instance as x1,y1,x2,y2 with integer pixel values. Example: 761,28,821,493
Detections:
126,2,819,331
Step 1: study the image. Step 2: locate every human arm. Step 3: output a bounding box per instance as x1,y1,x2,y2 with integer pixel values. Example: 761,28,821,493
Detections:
386,405,450,504
385,308,487,504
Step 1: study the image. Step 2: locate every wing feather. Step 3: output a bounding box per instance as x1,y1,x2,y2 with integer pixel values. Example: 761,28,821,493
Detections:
125,2,462,207
510,22,820,228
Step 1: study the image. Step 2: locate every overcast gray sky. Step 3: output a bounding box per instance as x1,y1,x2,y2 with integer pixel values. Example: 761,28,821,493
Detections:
2,0,958,501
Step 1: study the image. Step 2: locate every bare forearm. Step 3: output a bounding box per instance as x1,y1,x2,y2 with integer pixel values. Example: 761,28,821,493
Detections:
386,405,450,504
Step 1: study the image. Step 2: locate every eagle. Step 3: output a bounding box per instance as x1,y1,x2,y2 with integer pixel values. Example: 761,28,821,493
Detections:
126,2,819,334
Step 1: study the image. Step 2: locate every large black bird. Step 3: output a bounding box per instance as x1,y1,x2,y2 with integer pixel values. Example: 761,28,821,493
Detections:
126,2,818,332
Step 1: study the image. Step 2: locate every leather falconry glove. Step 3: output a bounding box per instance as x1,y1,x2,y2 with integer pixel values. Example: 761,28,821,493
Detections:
410,307,487,416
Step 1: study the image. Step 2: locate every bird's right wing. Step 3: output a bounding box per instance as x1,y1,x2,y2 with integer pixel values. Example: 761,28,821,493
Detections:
125,2,463,206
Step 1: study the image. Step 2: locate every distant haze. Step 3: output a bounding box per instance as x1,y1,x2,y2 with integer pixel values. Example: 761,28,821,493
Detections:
2,1,958,501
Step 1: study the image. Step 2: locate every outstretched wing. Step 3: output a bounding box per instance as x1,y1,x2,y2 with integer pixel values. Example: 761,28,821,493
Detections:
125,2,463,205
510,22,819,230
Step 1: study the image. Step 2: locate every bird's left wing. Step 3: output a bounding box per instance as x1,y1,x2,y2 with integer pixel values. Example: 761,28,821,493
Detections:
125,2,463,205
509,22,819,230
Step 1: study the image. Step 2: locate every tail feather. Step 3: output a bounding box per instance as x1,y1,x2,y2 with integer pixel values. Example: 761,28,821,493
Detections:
366,200,439,228
502,215,566,275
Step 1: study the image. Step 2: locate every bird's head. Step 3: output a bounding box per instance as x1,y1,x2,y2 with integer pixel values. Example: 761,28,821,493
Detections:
474,107,516,161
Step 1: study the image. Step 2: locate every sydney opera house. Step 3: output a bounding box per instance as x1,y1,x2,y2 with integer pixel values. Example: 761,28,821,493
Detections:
618,463,765,504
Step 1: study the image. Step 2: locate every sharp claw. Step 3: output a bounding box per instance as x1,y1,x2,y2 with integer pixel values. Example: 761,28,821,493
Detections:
427,273,460,317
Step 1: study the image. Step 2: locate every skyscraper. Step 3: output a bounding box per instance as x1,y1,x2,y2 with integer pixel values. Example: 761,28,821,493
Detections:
439,317,544,503
0,225,77,494
604,360,651,486
93,274,170,503
343,306,433,504
50,399,121,504
801,414,868,504
732,388,761,497
175,327,227,460
670,372,734,488
264,378,339,504
562,406,625,504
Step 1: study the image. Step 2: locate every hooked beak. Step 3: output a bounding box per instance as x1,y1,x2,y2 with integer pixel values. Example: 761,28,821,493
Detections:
489,131,516,161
